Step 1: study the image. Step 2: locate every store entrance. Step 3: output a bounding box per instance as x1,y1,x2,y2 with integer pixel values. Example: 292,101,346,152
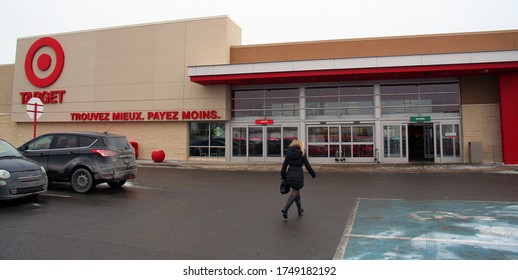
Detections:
408,123,434,162
231,125,299,161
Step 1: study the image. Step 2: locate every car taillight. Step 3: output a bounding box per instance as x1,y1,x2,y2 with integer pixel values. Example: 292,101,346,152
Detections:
92,149,118,157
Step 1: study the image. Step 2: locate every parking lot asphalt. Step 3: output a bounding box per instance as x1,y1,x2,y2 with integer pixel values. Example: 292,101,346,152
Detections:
134,160,518,260
2,161,517,261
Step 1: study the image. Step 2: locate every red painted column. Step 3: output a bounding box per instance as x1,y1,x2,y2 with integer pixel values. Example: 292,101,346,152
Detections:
499,72,518,164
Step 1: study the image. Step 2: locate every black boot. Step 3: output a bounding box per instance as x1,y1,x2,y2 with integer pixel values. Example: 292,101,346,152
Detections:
295,195,304,216
281,196,296,219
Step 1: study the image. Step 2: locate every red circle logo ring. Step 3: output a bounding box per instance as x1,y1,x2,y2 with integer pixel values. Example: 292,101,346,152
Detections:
24,37,65,88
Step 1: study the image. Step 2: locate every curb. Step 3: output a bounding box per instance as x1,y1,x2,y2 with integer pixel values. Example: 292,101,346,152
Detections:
136,160,518,174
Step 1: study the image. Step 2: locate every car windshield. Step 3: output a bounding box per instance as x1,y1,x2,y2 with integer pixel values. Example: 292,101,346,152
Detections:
0,140,23,158
103,136,131,150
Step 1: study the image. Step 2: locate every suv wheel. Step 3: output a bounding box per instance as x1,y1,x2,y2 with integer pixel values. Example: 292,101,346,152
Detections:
71,168,94,193
107,179,126,188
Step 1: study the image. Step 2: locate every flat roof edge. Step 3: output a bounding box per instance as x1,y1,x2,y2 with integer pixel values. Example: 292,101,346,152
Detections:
17,15,237,41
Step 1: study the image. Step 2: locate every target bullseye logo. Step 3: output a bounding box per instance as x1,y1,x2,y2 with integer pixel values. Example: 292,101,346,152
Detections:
24,37,65,88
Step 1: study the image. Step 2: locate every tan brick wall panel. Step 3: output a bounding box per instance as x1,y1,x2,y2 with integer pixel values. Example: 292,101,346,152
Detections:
5,122,188,161
462,104,502,163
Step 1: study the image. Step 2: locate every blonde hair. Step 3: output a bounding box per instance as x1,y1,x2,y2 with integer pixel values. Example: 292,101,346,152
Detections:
289,139,306,155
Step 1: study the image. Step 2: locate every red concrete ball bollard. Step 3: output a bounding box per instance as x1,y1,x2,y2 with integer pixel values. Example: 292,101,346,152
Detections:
151,150,165,163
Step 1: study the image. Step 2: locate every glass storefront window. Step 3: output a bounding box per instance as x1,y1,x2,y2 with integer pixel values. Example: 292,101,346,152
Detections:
306,87,339,97
232,110,264,118
306,86,374,120
233,85,376,121
306,96,341,108
420,83,459,93
308,127,329,142
228,81,463,163
353,145,374,157
329,127,339,142
190,122,225,157
341,144,352,157
353,126,373,142
232,88,299,120
233,89,264,98
341,126,352,142
232,127,247,157
306,108,340,118
232,98,264,110
308,144,329,157
380,94,419,107
283,127,298,153
266,109,299,118
419,92,460,106
380,82,460,115
190,122,209,146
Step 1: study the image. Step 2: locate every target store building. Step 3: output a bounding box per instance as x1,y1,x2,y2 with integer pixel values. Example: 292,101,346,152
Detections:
1,16,518,165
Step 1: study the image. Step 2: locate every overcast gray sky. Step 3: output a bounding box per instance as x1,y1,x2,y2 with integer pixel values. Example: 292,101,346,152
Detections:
1,0,518,64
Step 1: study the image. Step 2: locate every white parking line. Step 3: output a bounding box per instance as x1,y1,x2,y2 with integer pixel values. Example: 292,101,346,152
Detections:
333,199,360,260
347,233,518,248
124,181,164,190
41,193,72,198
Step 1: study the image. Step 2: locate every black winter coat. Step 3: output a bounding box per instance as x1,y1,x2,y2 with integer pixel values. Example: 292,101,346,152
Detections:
281,146,316,190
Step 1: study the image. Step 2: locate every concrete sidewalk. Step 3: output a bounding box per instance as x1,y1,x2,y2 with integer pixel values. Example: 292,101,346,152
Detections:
136,159,518,173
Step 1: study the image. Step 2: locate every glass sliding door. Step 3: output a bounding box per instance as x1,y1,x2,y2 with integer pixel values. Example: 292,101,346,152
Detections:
436,123,461,163
307,124,375,162
384,125,402,158
408,123,434,162
231,125,298,161
307,126,330,157
382,124,408,163
383,121,461,163
267,126,281,157
283,127,298,154
423,125,434,160
248,127,264,158
232,127,247,158
351,126,374,158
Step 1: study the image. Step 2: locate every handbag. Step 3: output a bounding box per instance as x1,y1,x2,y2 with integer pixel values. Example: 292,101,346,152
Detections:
280,179,290,194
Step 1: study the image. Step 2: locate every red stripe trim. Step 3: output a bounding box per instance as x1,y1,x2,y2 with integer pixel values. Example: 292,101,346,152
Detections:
190,61,518,85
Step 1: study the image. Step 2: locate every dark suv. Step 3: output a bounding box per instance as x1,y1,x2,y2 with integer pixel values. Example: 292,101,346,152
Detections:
19,132,137,193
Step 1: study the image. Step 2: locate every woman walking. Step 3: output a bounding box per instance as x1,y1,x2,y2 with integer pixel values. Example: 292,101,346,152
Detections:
281,139,316,219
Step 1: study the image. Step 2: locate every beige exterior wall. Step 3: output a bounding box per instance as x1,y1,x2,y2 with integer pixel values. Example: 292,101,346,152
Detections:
6,122,188,162
0,64,17,142
5,16,241,160
12,16,241,123
460,75,502,164
462,104,502,163
0,64,14,115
